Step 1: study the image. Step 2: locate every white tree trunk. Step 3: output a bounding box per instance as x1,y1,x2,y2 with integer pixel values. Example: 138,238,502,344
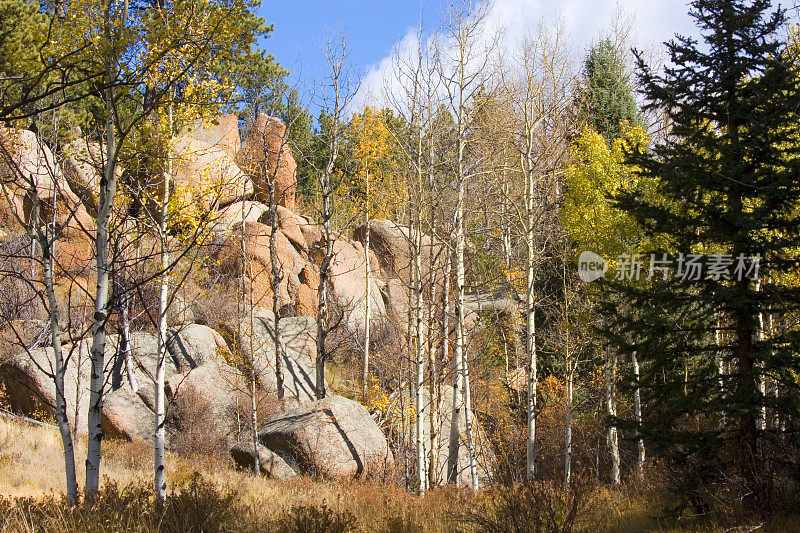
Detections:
154,166,170,506
40,217,79,504
632,351,645,475
447,249,463,484
363,178,370,402
756,281,766,431
85,86,119,498
453,150,478,491
120,294,138,393
525,163,538,483
565,365,573,489
413,209,427,494
716,315,725,427
605,350,620,484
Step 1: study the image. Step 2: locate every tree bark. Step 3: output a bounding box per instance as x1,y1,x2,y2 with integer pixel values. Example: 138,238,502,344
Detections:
154,139,171,507
524,157,538,483
605,349,620,485
39,205,78,505
85,75,119,499
363,174,370,402
632,351,645,475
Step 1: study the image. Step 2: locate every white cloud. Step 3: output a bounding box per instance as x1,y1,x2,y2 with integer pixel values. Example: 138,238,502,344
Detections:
351,0,700,112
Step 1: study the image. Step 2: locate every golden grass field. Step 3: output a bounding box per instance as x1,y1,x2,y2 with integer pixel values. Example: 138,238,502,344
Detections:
0,415,797,532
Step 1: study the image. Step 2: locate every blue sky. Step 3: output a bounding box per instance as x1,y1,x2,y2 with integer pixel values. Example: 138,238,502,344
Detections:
259,1,793,114
261,1,449,93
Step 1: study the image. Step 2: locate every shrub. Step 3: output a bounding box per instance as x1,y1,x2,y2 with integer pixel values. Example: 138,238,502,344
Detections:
276,503,358,533
456,480,591,533
159,472,239,533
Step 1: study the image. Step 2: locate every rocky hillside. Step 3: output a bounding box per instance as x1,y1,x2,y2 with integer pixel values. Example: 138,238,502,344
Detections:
0,115,494,485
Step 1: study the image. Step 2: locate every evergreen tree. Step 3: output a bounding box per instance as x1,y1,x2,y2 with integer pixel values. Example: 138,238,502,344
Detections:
606,0,800,513
581,37,642,144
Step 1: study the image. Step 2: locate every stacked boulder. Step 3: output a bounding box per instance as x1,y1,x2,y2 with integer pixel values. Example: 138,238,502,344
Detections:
0,115,422,482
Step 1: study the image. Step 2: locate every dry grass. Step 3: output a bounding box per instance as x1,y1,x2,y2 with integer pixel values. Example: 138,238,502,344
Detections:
0,416,798,532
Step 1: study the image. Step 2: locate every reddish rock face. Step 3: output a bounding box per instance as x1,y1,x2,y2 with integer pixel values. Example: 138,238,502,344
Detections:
258,395,395,480
235,113,297,212
183,114,241,162
171,136,253,209
1,128,95,233
0,129,95,277
215,221,319,316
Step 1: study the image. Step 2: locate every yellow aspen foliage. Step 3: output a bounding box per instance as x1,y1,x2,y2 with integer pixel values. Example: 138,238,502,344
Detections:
345,107,405,221
561,124,650,267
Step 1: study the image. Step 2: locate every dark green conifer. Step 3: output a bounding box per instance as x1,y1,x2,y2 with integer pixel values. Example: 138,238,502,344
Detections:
605,0,800,514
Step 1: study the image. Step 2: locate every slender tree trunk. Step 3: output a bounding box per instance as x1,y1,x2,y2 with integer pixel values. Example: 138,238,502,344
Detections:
363,169,370,402
120,293,137,393
447,155,467,486
632,351,645,475
756,281,766,431
85,77,119,499
565,365,573,489
562,262,574,489
451,131,478,490
413,201,426,494
716,315,726,427
269,204,284,402
605,349,620,485
39,217,78,504
154,133,171,506
239,179,260,475
524,160,538,482
427,206,439,489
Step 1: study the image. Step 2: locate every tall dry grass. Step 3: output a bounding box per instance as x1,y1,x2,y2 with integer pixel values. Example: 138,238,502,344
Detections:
0,416,798,532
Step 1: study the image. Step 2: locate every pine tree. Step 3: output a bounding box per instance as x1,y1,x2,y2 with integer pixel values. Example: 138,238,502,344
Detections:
581,37,642,144
607,0,800,513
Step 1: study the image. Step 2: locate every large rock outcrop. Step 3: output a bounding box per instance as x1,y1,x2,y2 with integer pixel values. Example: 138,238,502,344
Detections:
0,128,94,234
0,338,109,435
213,200,269,233
325,237,388,357
171,136,253,209
230,312,319,404
353,219,444,284
214,221,318,317
235,114,297,211
182,114,241,162
166,323,231,370
0,129,95,277
258,395,395,479
229,441,298,479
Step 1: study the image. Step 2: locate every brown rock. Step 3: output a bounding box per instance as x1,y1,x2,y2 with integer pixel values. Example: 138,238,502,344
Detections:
166,323,231,370
0,185,23,236
297,215,323,249
215,221,312,311
62,138,122,217
232,312,319,404
257,205,307,251
171,136,253,209
258,395,395,479
183,114,241,162
0,128,95,235
235,114,297,211
296,281,318,318
166,360,243,439
214,200,269,234
325,237,387,356
353,219,444,283
230,441,298,479
102,386,155,442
